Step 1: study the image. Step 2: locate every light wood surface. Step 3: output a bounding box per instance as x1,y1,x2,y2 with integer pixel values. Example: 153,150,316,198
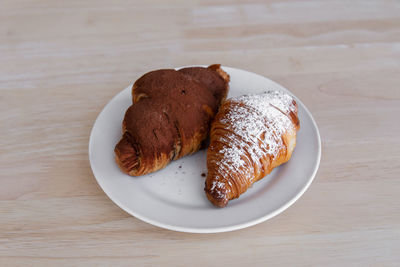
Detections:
1,0,400,266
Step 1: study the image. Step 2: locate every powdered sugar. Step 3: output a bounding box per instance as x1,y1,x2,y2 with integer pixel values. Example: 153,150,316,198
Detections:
210,179,226,198
213,90,297,183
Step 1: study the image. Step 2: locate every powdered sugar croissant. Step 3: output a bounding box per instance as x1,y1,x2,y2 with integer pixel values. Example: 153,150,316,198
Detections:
205,91,300,207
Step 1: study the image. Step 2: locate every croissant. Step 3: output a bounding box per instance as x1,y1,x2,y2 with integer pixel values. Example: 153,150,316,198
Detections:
205,91,300,207
115,64,230,176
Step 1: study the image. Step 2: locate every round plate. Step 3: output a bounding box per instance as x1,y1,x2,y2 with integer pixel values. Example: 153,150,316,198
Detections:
89,66,321,233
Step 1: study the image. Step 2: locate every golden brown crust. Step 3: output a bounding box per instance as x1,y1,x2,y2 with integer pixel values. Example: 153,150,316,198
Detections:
205,92,300,207
115,64,230,176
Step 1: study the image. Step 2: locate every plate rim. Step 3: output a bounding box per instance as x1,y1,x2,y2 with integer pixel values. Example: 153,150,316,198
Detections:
89,66,321,233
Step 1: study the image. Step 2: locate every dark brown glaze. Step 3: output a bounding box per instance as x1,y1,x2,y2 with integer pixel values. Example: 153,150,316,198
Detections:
178,65,229,103
115,64,230,176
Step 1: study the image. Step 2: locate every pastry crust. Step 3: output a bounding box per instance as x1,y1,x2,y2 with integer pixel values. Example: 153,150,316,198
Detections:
205,91,300,207
115,64,230,176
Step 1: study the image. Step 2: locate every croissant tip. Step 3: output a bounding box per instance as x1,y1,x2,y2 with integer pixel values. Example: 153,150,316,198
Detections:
114,135,140,175
205,192,228,208
208,64,230,84
205,185,229,208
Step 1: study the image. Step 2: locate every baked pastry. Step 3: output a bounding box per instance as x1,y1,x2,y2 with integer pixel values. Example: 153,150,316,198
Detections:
205,91,300,207
115,64,230,176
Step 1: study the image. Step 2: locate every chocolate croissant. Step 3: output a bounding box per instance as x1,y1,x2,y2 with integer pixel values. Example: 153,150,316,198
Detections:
115,64,230,176
205,91,300,207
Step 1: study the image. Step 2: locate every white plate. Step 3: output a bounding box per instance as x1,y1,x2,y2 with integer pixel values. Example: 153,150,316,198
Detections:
89,66,321,233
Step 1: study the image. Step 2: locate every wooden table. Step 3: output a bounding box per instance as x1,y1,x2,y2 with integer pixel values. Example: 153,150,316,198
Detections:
1,0,399,265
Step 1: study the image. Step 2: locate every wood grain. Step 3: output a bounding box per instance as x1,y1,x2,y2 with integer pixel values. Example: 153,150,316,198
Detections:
1,0,399,266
